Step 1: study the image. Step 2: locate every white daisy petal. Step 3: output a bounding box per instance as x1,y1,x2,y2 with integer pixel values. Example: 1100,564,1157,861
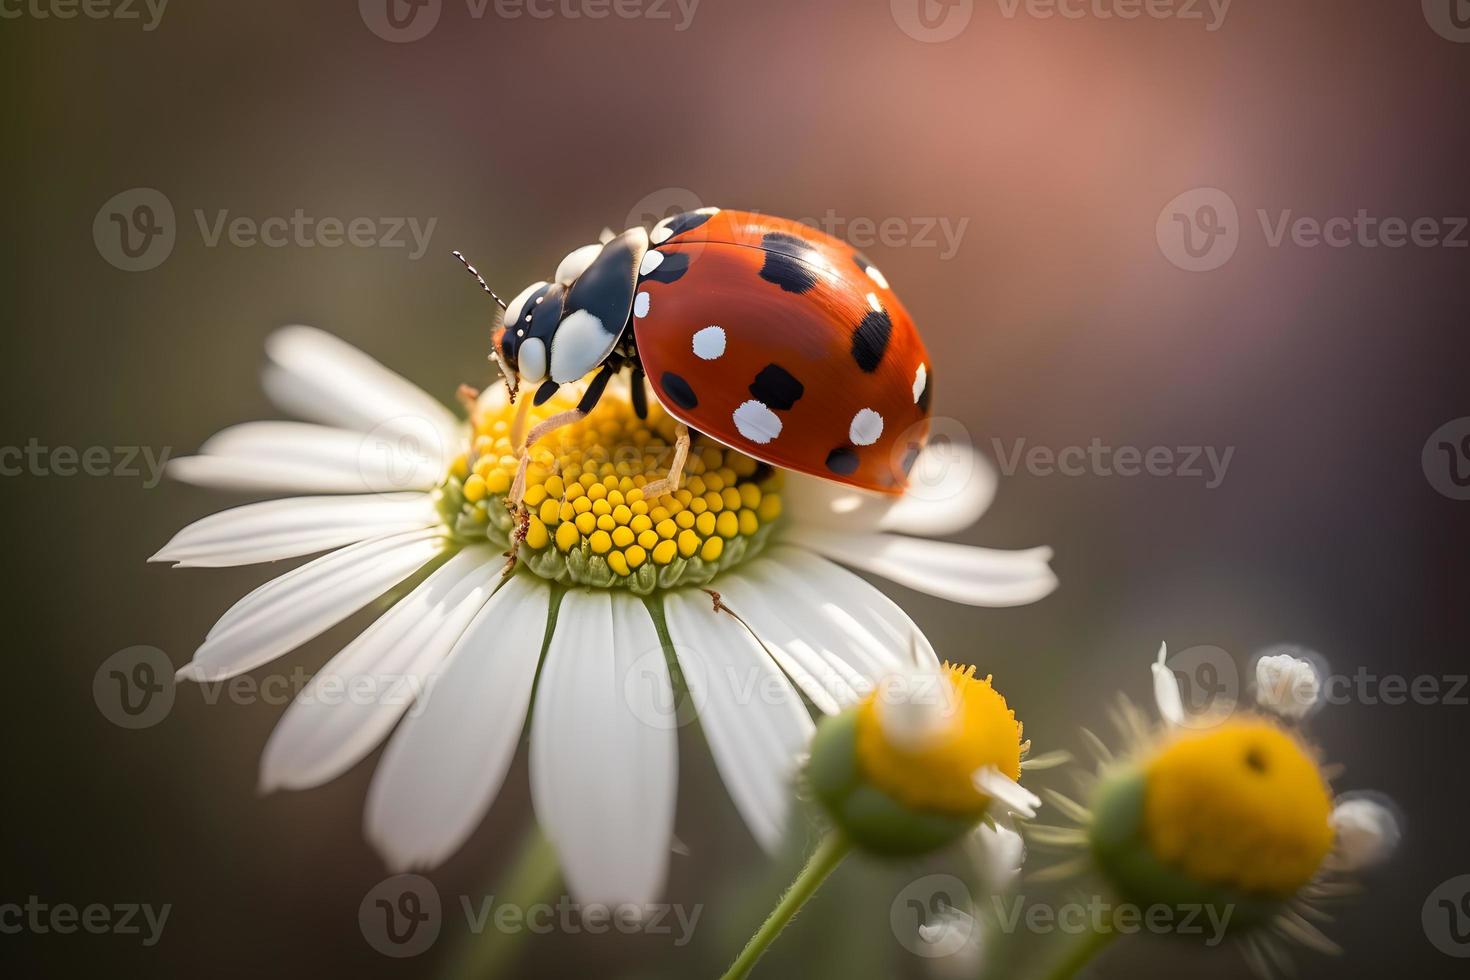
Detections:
702,570,861,714
366,575,551,872
662,589,814,853
262,325,460,449
779,441,997,540
530,590,676,905
973,766,1040,819
1151,642,1186,727
178,529,447,682
208,421,444,490
258,546,499,792
783,527,1057,607
966,816,1027,893
879,442,998,538
151,493,439,567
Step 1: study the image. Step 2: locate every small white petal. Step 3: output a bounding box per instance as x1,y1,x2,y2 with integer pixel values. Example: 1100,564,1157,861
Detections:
973,766,1039,819
662,589,814,853
258,547,500,792
1253,648,1323,719
530,591,676,905
366,576,550,871
966,816,1026,893
784,527,1056,607
1151,642,1187,727
151,493,438,567
1327,794,1402,872
178,529,446,682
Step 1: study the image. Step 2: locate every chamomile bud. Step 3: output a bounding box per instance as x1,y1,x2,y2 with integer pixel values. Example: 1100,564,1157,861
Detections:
1326,792,1402,872
807,663,1035,856
1252,645,1324,720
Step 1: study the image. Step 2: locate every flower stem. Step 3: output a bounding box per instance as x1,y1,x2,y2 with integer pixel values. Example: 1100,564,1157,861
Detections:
442,823,560,980
1038,923,1119,980
719,831,851,980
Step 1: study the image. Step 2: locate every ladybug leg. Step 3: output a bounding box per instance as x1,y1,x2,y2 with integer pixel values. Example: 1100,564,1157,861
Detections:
639,422,690,500
503,363,617,572
629,364,649,420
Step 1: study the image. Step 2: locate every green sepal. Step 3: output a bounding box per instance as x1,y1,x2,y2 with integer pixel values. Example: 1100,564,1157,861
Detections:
806,709,975,858
1088,768,1283,936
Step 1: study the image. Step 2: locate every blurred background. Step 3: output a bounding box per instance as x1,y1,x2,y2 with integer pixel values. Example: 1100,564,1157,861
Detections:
4,0,1469,976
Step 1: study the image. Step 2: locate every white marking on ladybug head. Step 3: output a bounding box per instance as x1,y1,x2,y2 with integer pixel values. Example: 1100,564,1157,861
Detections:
912,363,928,404
865,264,890,290
517,337,547,383
504,281,547,330
849,408,884,446
549,310,614,384
634,291,651,318
639,250,665,277
733,400,781,444
650,225,674,245
695,207,721,215
555,244,602,284
692,325,726,360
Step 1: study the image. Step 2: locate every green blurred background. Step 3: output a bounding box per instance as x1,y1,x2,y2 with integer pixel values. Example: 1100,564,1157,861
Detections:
4,0,1469,976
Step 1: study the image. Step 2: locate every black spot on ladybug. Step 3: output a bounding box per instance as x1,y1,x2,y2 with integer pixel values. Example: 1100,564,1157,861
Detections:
825,446,860,476
851,309,892,372
659,372,699,411
761,231,812,257
658,210,714,241
640,251,691,285
748,364,805,411
760,249,818,294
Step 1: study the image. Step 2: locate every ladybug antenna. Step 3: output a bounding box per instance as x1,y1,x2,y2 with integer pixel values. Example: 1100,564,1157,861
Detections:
452,250,508,310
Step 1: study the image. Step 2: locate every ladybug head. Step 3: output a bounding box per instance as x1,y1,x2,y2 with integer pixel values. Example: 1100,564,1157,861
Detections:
497,280,553,387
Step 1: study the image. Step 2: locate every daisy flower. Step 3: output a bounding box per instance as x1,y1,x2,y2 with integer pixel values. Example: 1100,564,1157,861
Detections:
1027,644,1401,978
720,658,1046,979
152,325,1056,906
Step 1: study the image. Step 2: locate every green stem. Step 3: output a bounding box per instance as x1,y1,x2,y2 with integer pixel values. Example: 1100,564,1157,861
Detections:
1038,923,1119,980
719,831,851,980
442,823,561,980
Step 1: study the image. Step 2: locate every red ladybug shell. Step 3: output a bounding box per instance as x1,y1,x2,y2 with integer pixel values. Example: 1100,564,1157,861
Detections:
630,209,932,495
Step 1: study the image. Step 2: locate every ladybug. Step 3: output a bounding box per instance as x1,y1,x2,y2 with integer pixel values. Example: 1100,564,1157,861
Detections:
459,207,933,506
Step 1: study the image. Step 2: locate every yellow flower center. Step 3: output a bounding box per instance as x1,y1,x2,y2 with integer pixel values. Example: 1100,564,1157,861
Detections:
436,386,783,592
854,664,1024,817
1142,720,1334,898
